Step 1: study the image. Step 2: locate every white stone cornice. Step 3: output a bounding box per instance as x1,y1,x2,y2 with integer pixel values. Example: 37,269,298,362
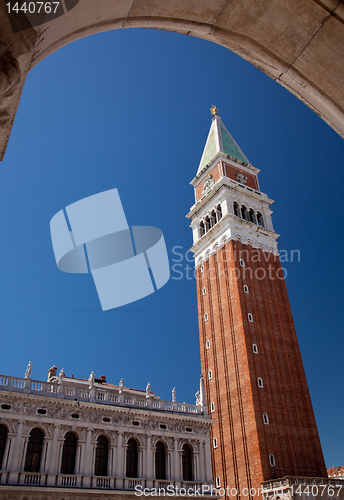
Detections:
190,216,280,265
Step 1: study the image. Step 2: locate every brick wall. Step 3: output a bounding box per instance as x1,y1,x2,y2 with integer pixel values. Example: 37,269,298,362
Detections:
196,240,326,500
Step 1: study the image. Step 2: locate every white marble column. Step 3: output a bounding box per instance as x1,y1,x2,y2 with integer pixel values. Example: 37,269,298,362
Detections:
204,440,212,482
19,436,29,471
115,431,123,489
173,437,180,482
41,437,49,472
7,420,24,471
46,424,60,486
78,440,86,478
74,441,82,475
145,435,152,479
145,434,152,488
2,432,13,470
167,448,173,480
82,428,93,488
199,440,205,482
109,443,116,477
193,449,199,482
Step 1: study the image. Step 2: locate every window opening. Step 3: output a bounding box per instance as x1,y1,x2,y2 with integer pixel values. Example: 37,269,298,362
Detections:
126,439,138,478
95,435,109,476
155,441,166,480
182,444,193,481
0,425,8,470
24,428,44,473
61,432,77,475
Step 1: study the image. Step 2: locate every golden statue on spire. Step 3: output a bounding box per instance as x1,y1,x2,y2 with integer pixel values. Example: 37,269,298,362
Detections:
210,105,218,116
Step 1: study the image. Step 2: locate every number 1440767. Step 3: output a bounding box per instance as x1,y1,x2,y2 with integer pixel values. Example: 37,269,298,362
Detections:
6,2,60,14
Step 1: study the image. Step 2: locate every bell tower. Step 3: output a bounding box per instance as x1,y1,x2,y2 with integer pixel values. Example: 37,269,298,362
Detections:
186,107,327,498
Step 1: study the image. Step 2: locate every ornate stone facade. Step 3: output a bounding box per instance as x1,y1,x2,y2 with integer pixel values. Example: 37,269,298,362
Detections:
0,368,214,498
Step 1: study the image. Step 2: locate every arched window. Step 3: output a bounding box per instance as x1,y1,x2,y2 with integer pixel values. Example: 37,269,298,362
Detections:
205,216,211,233
269,454,276,466
252,344,258,354
216,204,222,222
249,208,256,224
126,438,138,478
257,377,264,388
95,435,109,477
257,212,265,227
0,425,8,469
233,202,240,218
182,444,193,481
61,432,77,475
199,221,205,237
241,205,248,220
210,210,216,228
263,413,269,425
248,313,253,322
243,285,249,293
155,441,166,480
24,428,44,473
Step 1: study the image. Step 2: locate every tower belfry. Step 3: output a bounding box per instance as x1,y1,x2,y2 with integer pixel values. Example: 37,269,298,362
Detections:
187,108,327,499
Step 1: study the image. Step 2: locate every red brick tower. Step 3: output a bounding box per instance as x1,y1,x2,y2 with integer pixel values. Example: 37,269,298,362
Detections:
186,107,327,498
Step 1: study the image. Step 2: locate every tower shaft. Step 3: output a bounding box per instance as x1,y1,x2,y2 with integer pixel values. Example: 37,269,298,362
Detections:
187,111,327,499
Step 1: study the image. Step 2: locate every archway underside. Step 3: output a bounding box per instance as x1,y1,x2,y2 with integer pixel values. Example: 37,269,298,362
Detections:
1,0,344,160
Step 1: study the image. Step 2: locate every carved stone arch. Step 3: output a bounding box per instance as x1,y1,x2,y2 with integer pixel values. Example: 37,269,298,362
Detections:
212,242,219,253
267,245,274,254
220,235,227,246
164,436,174,450
103,431,117,445
235,233,244,243
0,421,9,434
188,440,199,452
61,428,79,441
205,249,211,258
178,438,197,452
92,429,111,444
151,436,169,449
197,257,203,266
123,433,144,447
3,419,18,434
257,242,264,250
246,238,254,247
178,439,188,452
36,423,53,438
23,422,47,437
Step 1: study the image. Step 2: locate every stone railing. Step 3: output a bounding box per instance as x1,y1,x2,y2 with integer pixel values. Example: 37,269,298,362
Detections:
261,476,344,500
0,375,208,416
0,470,211,494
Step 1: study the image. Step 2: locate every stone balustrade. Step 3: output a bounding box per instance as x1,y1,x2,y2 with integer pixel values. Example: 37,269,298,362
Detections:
0,374,207,416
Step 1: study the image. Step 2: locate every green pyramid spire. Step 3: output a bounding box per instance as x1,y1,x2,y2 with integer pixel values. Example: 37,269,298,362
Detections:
197,108,249,175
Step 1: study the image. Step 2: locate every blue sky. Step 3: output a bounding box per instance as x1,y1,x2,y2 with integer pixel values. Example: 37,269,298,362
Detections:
1,27,344,468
